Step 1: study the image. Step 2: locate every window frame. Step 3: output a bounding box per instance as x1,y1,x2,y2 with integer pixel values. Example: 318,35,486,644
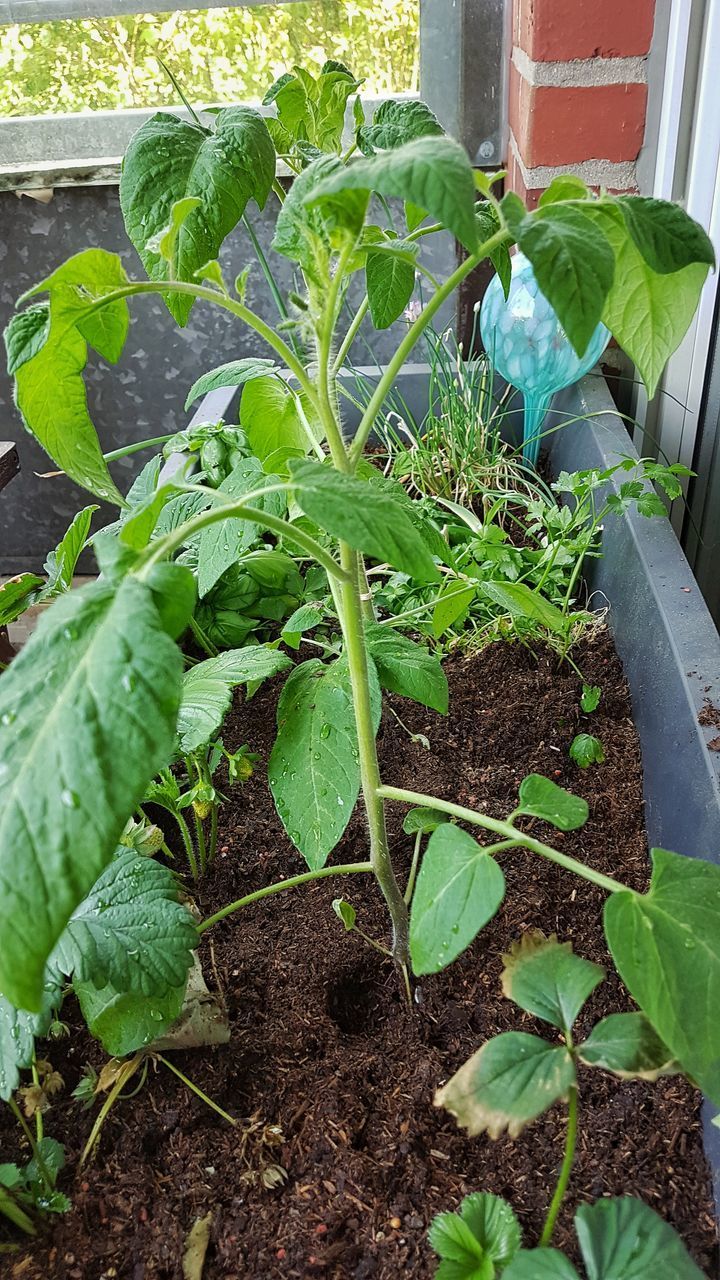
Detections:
0,0,508,191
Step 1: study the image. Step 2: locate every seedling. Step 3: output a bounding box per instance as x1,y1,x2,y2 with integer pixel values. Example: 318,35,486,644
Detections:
431,933,706,1278
570,733,605,768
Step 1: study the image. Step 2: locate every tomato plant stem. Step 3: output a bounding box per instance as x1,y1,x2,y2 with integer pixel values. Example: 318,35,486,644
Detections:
198,862,373,933
377,785,627,895
540,1083,579,1246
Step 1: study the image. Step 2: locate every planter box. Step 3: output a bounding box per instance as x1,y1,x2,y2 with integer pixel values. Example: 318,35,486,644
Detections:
334,364,720,1215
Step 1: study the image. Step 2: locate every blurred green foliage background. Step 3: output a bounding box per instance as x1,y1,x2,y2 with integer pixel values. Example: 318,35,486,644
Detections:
0,0,419,117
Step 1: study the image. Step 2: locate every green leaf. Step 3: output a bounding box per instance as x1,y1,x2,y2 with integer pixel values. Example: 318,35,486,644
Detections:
49,850,197,997
581,684,601,713
74,976,186,1057
357,98,443,154
409,824,505,974
589,204,709,398
428,1211,490,1280
184,358,277,409
433,583,477,637
332,898,357,931
366,246,417,329
43,505,98,596
579,1012,678,1080
0,577,184,1010
504,199,615,356
0,982,60,1102
289,458,439,582
504,1249,581,1279
402,807,446,836
405,200,428,232
120,107,275,324
575,1196,708,1280
537,176,590,207
436,1031,575,1138
281,601,326,646
6,252,131,505
570,733,605,768
604,848,720,1103
26,247,130,363
476,203,512,298
0,573,44,627
515,775,589,832
480,580,568,633
145,562,197,641
501,933,604,1032
459,1193,522,1266
273,156,368,282
616,197,715,276
177,645,293,753
309,136,480,253
196,457,286,597
268,655,381,870
239,375,310,473
365,623,448,713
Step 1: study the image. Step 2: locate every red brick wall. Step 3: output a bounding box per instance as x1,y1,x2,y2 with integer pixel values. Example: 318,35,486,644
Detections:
508,0,656,206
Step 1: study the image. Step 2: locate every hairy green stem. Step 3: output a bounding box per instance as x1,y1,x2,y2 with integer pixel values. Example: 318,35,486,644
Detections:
199,862,373,933
349,229,512,466
174,809,199,880
376,785,627,895
340,548,410,966
63,279,317,409
138,492,348,584
540,1082,579,1246
404,831,423,905
332,296,369,373
0,1184,36,1235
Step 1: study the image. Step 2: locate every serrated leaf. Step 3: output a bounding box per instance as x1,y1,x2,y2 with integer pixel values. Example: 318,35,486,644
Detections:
504,1248,581,1279
177,645,292,753
185,358,277,410
515,775,589,832
273,155,368,282
75,976,186,1057
575,1196,707,1280
476,203,512,298
357,98,443,154
0,577,184,1010
579,1012,678,1080
309,136,479,254
410,824,505,974
616,197,715,276
0,982,61,1102
25,247,130,364
501,932,604,1032
268,655,381,870
43,505,98,596
365,623,448,713
428,1211,488,1278
459,1193,521,1266
402,807,446,836
537,176,590,207
366,246,417,328
49,850,197,997
289,458,439,582
436,1032,576,1138
196,457,286,597
120,108,275,325
604,848,720,1103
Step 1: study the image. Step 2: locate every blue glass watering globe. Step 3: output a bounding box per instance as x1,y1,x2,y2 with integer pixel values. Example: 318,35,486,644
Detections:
479,251,610,465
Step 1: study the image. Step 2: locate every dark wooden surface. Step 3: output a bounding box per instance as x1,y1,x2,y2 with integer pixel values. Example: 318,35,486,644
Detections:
0,441,19,493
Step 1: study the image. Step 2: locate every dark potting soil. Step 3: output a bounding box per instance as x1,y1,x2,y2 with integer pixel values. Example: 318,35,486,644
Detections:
1,631,718,1280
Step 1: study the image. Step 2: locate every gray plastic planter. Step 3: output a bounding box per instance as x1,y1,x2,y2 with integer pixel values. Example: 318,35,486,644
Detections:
129,363,720,1216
